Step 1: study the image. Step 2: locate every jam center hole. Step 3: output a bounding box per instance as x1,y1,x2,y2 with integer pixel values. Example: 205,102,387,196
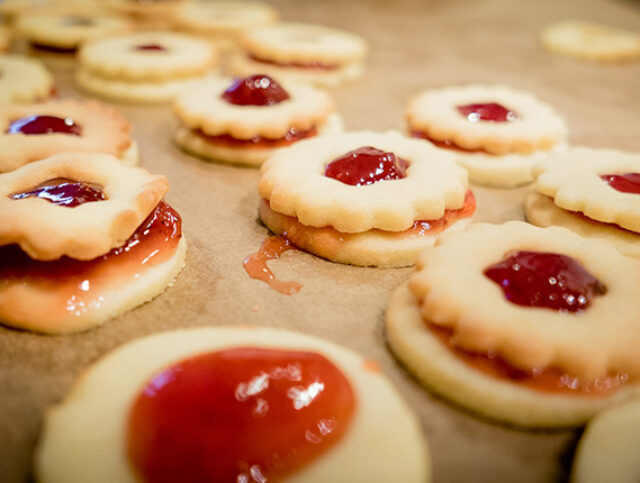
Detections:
324,146,409,186
221,74,291,106
11,178,106,207
601,173,640,195
133,44,168,52
457,102,519,122
484,250,606,312
7,115,82,136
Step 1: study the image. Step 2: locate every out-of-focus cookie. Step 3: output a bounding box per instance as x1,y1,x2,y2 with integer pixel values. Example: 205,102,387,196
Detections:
0,54,54,103
406,84,568,188
230,22,367,88
542,20,640,62
258,130,475,267
0,26,11,51
174,74,343,167
77,31,217,104
387,222,640,427
36,326,430,482
106,0,184,29
0,152,186,333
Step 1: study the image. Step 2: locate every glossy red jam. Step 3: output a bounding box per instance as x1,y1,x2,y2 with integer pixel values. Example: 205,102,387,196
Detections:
248,54,337,71
243,236,302,295
457,102,518,122
7,115,81,136
11,178,105,208
134,44,167,52
127,347,356,483
484,251,606,312
325,146,409,186
222,74,290,106
601,173,640,194
195,125,317,148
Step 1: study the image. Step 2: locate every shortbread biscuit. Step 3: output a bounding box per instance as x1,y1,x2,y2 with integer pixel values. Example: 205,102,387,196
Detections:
571,399,640,483
409,221,640,381
534,147,640,233
0,54,54,103
36,327,429,482
386,283,639,427
0,100,132,173
542,20,640,62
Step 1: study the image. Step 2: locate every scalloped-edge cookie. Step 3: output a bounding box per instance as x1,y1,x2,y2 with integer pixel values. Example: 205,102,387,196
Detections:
0,54,54,103
410,221,640,381
542,20,640,63
571,398,640,483
0,99,132,173
534,147,640,233
386,283,640,427
36,327,430,482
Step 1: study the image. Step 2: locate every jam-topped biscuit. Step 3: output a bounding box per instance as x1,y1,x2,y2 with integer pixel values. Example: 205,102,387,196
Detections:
258,130,473,267
230,22,368,88
36,327,430,482
174,74,343,167
406,84,568,187
0,153,186,333
0,54,54,104
386,222,640,427
77,31,217,104
0,99,134,173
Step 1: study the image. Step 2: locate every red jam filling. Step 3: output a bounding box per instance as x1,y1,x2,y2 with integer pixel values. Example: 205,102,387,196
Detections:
325,146,409,186
484,251,606,312
127,347,356,483
11,178,105,208
221,74,290,106
7,115,81,136
457,102,518,122
134,44,167,52
601,173,640,195
248,54,337,71
195,125,317,148
408,190,476,236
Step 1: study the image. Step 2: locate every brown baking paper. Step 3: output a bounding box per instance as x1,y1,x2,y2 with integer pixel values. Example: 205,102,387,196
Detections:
2,0,640,481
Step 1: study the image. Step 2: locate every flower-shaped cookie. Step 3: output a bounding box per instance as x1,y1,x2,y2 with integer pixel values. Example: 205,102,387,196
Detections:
258,130,473,267
406,84,568,187
0,54,54,104
36,327,429,482
174,74,342,166
231,22,368,87
0,99,134,173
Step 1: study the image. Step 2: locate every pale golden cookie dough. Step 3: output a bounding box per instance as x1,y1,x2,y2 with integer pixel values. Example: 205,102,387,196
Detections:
36,327,430,482
0,54,54,103
0,26,10,51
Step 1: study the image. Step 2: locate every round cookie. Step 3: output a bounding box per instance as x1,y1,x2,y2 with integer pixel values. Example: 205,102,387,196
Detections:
0,54,54,103
36,326,430,482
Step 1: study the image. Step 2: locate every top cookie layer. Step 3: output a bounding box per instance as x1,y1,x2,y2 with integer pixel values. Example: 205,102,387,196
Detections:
0,54,54,103
259,130,467,233
174,1,278,36
406,84,567,155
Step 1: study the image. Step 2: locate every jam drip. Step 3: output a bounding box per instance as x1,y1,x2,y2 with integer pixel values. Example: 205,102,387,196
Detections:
249,54,337,71
325,146,409,186
243,236,302,295
196,125,316,148
484,251,606,312
457,102,518,122
601,173,640,194
134,44,167,52
127,347,356,483
11,178,105,208
222,74,291,106
7,115,81,136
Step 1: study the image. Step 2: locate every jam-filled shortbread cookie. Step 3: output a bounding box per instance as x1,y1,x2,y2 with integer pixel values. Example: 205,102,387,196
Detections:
258,131,474,268
0,99,137,173
571,398,640,483
0,54,54,103
36,326,429,482
230,22,368,88
0,153,186,334
386,222,640,427
77,31,217,104
174,74,343,167
406,84,568,188
542,20,640,62
527,147,640,258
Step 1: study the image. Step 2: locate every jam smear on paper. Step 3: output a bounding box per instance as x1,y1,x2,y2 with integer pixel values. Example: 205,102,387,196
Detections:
243,236,302,295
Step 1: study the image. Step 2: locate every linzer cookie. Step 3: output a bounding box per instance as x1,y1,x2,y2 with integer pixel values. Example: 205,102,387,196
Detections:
0,153,186,333
36,326,429,482
542,20,640,62
77,31,217,104
527,147,640,258
230,22,368,88
174,74,343,167
406,84,568,187
258,130,474,268
0,99,136,173
0,54,54,103
387,222,640,427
